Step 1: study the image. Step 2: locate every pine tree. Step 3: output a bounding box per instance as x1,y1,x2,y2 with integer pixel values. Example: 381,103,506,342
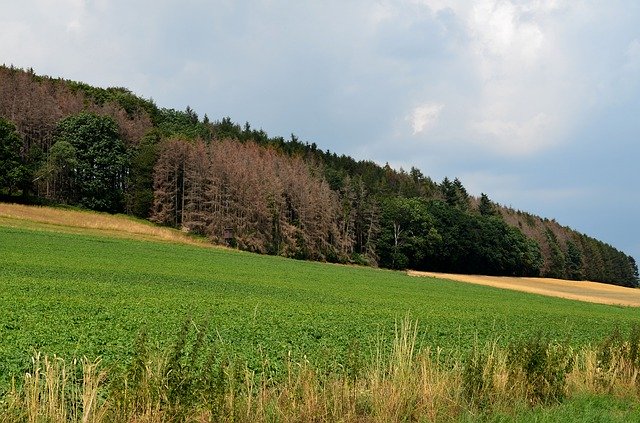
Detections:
566,240,584,280
478,193,498,216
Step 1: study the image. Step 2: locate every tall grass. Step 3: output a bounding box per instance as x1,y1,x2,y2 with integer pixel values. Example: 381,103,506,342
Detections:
2,319,640,422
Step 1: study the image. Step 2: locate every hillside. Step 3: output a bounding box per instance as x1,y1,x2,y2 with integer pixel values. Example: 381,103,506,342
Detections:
2,202,636,307
1,204,638,378
0,202,209,246
4,204,640,421
0,65,637,286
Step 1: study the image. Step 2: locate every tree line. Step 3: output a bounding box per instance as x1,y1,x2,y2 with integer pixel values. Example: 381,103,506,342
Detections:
0,65,637,286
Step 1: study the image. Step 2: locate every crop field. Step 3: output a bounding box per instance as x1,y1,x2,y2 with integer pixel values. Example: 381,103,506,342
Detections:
409,271,640,306
1,207,639,392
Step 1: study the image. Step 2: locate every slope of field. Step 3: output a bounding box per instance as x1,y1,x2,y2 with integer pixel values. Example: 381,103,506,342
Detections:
1,204,639,388
408,271,640,307
0,202,211,246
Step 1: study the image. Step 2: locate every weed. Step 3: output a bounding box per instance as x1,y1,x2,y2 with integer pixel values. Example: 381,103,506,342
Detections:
462,342,496,410
3,323,640,422
507,336,574,405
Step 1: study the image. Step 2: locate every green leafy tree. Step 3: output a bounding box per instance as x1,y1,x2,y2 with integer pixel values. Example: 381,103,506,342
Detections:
36,140,78,203
0,118,26,194
377,197,441,269
157,108,211,140
425,200,541,276
54,113,129,212
126,132,159,217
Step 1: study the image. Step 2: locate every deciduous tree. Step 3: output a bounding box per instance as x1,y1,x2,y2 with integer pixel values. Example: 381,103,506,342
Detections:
0,118,25,194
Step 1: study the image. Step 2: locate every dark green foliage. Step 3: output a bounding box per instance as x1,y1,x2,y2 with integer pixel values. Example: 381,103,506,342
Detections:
54,113,129,212
508,336,574,405
630,256,640,284
577,234,638,287
544,229,566,279
0,118,26,194
377,197,441,269
36,140,78,203
566,240,584,280
441,177,470,210
479,193,498,217
125,133,159,217
425,201,542,276
156,107,212,140
377,197,542,276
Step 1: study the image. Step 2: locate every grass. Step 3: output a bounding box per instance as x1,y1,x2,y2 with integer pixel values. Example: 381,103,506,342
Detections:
3,318,640,422
1,218,640,384
2,204,640,420
464,395,640,422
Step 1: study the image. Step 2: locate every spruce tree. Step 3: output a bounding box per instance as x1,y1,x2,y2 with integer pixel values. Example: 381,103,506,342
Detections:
479,193,498,216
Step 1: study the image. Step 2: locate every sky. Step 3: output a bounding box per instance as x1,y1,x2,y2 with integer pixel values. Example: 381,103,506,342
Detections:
2,0,639,262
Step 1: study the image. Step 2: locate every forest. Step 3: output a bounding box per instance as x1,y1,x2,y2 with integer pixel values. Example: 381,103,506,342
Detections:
0,65,637,287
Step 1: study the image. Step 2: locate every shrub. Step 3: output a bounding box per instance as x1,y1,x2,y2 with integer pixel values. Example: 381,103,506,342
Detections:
508,336,574,405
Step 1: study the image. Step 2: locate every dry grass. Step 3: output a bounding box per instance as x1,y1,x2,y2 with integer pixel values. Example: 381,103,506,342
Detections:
0,203,217,248
408,271,640,307
0,317,466,423
3,318,640,422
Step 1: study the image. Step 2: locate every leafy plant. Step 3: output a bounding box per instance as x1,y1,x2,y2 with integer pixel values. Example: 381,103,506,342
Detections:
507,336,574,404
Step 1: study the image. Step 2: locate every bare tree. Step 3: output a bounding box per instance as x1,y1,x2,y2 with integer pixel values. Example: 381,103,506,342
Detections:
151,138,189,226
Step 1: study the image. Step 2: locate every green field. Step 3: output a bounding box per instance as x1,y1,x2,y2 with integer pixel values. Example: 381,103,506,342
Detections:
1,221,639,388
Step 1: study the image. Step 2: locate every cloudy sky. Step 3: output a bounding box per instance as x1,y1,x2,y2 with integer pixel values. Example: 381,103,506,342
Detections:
2,0,639,261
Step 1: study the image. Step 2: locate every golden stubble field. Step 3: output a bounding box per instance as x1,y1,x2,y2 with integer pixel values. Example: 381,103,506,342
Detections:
0,202,213,247
409,270,640,307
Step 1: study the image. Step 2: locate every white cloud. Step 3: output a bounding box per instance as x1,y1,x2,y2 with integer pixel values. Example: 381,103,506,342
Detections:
470,1,546,66
419,0,453,14
408,103,443,135
389,0,595,157
369,2,395,25
472,113,555,155
64,0,87,34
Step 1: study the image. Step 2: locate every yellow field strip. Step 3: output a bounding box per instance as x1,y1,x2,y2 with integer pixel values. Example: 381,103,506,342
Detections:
408,270,640,307
0,203,213,247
